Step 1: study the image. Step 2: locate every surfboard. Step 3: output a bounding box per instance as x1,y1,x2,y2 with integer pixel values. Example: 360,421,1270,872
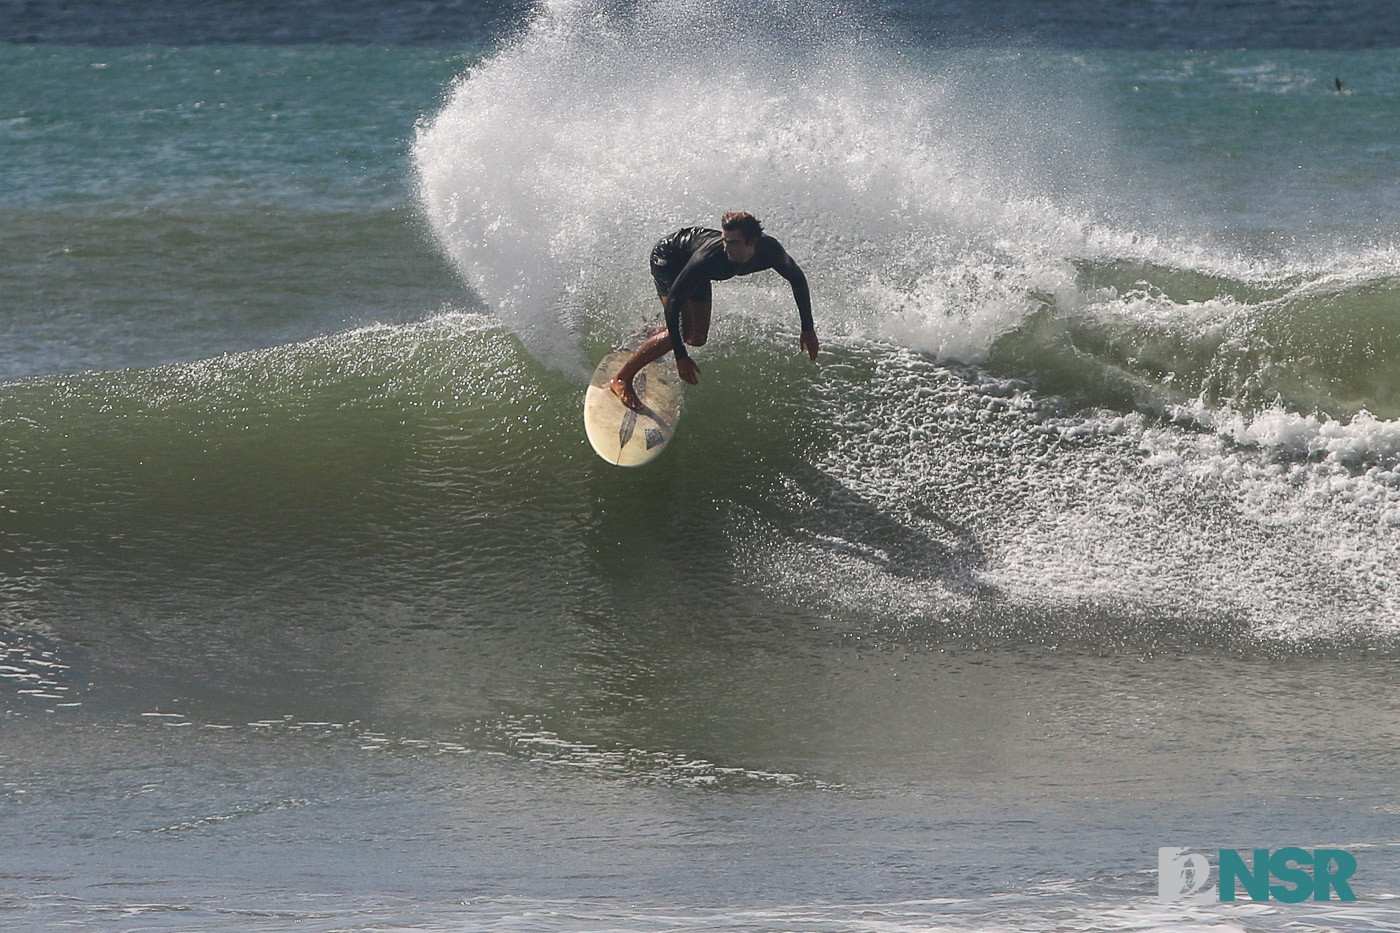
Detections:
583,349,683,466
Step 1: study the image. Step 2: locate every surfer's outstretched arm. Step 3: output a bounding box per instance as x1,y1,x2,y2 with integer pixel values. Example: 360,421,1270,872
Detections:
771,248,819,361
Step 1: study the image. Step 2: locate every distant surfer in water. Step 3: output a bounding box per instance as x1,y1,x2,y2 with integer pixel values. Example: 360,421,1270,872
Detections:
609,211,819,410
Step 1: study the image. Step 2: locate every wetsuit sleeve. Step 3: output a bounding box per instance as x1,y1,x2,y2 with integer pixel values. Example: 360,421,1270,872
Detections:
769,243,815,332
663,251,712,361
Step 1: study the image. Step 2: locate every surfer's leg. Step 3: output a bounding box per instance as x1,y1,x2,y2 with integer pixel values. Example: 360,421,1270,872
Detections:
682,300,712,347
612,249,709,406
609,334,670,410
680,280,713,347
611,294,707,410
610,300,673,410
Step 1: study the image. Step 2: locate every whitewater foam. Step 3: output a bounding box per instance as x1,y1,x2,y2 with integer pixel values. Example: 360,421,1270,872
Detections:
732,337,1400,644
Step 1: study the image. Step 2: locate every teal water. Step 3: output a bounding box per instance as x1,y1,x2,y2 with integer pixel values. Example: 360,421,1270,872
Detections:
0,44,470,379
4,2,1400,930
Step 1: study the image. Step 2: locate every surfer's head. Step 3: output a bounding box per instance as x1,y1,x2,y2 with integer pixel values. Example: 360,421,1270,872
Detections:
721,211,762,261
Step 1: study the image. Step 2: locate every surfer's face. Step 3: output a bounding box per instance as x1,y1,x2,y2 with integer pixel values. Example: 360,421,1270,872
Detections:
722,229,757,262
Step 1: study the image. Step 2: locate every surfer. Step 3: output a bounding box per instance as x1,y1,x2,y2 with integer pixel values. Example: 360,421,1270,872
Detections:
609,212,819,410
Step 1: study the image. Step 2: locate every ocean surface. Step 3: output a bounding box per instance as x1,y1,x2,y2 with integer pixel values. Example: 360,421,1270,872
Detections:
5,1,1400,931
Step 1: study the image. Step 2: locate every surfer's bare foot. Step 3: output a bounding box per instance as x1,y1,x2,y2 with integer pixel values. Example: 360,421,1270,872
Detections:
609,374,644,411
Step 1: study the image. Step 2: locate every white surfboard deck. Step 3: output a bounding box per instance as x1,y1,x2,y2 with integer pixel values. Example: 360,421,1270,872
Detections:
583,349,683,467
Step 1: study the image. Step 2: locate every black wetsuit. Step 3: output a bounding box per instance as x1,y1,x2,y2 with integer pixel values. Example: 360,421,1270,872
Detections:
649,227,814,361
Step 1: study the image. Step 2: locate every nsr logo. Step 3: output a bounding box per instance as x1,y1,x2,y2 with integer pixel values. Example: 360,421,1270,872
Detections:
1158,847,1358,903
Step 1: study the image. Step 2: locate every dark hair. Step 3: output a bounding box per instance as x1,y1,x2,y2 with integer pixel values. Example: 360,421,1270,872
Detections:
720,211,763,242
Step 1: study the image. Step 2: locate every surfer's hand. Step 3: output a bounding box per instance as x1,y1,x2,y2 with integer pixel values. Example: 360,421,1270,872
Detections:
800,328,820,361
677,356,701,385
